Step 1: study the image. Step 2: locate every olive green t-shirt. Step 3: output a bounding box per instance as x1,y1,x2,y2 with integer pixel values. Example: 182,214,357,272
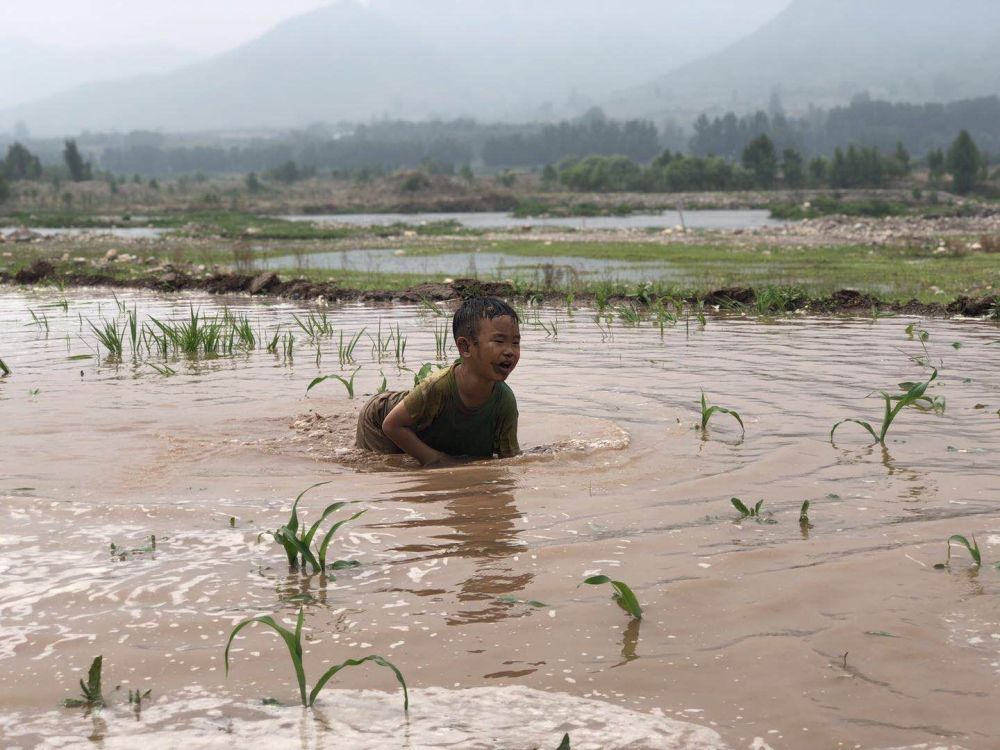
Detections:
403,363,519,458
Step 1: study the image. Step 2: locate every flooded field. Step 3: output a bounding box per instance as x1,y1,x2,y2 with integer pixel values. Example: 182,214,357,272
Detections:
1,288,999,749
279,209,784,231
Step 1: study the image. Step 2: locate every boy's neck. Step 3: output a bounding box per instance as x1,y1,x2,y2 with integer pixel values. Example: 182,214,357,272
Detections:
453,361,495,408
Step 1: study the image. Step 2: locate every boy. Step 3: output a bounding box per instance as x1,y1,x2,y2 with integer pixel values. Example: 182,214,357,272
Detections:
355,296,520,466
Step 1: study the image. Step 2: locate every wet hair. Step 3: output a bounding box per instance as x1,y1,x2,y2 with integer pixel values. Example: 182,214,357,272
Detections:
452,296,519,342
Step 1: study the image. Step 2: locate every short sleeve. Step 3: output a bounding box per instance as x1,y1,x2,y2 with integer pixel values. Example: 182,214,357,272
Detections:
402,366,450,430
494,387,520,457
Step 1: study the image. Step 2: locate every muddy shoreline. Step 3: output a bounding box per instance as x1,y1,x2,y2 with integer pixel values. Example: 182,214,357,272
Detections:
3,258,998,318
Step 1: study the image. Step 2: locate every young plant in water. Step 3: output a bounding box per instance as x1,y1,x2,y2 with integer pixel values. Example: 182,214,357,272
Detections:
225,607,408,709
306,367,362,399
267,482,366,574
580,575,642,619
63,656,105,708
700,392,745,436
934,534,981,569
830,369,940,445
338,328,366,365
799,500,813,529
0,357,9,377
731,497,766,519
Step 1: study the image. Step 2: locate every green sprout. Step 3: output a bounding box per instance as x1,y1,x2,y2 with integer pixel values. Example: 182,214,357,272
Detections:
557,734,571,750
338,328,366,365
63,656,105,708
0,357,9,377
225,607,408,710
830,369,941,445
580,575,642,619
700,392,745,436
307,367,362,398
731,497,763,518
266,482,366,574
934,534,981,569
799,500,813,529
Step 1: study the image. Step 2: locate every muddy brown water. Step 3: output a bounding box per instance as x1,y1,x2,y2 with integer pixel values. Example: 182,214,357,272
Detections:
1,288,998,749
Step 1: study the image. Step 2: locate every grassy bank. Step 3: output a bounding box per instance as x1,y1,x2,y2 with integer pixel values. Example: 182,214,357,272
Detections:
4,234,998,306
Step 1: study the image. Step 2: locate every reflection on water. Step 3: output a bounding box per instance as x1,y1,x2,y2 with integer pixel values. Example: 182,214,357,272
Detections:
380,467,531,625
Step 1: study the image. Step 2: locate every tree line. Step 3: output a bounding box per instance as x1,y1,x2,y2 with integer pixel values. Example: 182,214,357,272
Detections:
552,130,986,195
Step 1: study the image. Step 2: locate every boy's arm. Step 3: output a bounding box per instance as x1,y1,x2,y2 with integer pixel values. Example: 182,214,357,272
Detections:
382,400,450,466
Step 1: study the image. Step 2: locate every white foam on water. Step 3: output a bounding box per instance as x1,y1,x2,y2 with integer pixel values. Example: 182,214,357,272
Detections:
2,686,729,750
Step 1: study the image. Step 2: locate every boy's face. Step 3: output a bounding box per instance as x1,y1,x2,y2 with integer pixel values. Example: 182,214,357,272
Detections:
457,315,520,382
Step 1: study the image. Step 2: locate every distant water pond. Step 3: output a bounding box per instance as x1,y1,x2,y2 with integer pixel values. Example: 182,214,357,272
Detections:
261,247,777,284
278,209,782,231
1,226,167,239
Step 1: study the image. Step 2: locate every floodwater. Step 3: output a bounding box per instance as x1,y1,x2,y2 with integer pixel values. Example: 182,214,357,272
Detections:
261,247,694,284
2,288,999,749
279,209,784,231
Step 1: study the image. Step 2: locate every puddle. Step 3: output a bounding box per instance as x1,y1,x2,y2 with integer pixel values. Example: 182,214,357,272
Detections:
277,209,785,231
1,288,998,749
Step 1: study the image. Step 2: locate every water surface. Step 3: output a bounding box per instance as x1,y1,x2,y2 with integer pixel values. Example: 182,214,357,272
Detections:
1,289,998,749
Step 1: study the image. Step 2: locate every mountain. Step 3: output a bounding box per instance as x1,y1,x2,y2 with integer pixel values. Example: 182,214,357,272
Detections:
0,0,787,136
611,0,1000,118
0,38,197,112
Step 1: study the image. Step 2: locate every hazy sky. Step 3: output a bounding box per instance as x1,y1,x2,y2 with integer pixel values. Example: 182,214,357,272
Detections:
1,0,333,52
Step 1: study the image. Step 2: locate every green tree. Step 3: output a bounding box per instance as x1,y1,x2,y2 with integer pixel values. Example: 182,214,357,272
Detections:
894,141,911,175
927,148,946,187
63,139,92,181
781,148,805,188
741,134,777,188
946,130,982,195
808,156,829,186
3,142,42,180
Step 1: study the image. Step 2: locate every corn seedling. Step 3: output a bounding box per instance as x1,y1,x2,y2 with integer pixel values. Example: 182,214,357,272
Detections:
110,535,157,561
934,534,982,569
127,688,152,714
225,607,408,709
409,362,445,385
292,311,334,339
418,296,447,316
731,497,764,518
307,367,362,398
267,481,366,574
434,322,450,358
63,656,105,708
265,329,281,354
616,304,641,326
0,358,9,377
338,328,365,365
368,319,394,359
904,323,930,342
394,323,407,362
580,575,642,619
377,370,388,394
557,734,571,750
283,332,294,361
831,369,939,445
27,308,50,332
538,318,558,338
799,500,813,529
700,392,745,436
90,318,125,358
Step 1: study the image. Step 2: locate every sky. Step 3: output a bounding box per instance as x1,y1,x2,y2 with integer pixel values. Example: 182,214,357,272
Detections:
0,0,333,53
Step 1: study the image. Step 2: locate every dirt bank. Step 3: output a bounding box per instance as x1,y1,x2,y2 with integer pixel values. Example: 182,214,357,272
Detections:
3,258,997,318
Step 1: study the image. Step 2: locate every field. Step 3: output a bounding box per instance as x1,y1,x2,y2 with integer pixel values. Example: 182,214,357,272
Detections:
1,283,999,748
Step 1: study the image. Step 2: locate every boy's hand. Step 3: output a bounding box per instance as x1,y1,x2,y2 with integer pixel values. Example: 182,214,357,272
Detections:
424,452,459,469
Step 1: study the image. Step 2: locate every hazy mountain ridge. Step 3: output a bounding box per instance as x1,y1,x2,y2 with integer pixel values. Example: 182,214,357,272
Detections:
0,0,786,136
611,0,1000,118
0,38,198,113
